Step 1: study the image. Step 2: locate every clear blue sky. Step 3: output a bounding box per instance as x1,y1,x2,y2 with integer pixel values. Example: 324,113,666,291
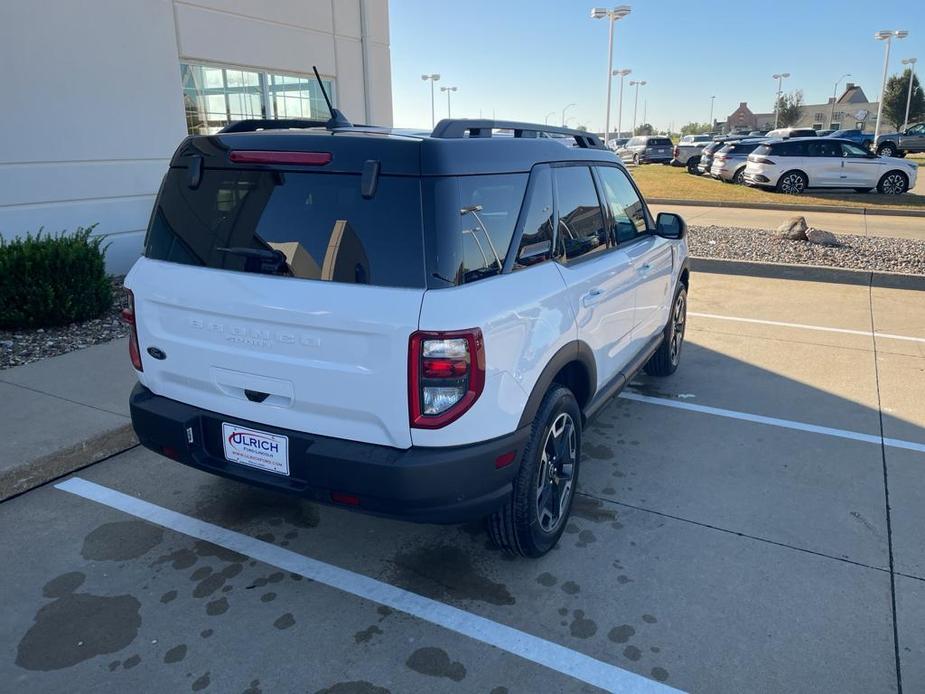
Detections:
389,0,925,132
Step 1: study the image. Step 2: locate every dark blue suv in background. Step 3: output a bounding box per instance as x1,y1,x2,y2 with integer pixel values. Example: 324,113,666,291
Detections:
827,129,873,151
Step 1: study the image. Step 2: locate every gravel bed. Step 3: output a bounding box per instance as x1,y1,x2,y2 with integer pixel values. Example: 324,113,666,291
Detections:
689,225,925,276
0,277,129,370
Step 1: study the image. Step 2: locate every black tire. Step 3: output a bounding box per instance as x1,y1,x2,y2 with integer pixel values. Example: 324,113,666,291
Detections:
644,285,687,377
877,171,909,195
632,153,640,166
775,170,808,194
686,157,700,174
488,386,581,558
877,143,897,157
733,167,746,185
854,187,873,193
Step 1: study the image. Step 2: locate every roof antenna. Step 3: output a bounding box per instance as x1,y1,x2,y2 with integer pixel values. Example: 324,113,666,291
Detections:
313,66,352,130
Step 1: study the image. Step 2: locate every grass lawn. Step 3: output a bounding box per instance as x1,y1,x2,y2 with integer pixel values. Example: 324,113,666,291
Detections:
629,162,925,210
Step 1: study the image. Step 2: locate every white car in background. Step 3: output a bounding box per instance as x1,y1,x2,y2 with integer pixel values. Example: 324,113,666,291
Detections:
743,137,918,194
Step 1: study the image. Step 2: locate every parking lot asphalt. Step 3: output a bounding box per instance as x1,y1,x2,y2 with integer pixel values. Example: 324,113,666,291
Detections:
1,271,923,694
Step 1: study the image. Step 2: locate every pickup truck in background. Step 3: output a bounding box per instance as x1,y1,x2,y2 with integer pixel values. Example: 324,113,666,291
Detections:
875,122,925,158
672,134,714,173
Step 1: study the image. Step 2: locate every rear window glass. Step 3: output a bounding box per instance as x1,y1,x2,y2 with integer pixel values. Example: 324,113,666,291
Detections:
145,168,426,288
751,144,771,157
647,138,672,147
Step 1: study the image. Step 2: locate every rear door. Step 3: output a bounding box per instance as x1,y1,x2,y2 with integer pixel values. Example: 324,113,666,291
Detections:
806,139,842,186
128,164,427,448
552,165,636,390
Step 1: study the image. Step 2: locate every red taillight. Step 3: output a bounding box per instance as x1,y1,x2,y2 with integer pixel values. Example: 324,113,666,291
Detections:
752,157,775,165
330,492,360,506
121,289,143,372
673,146,679,157
229,150,332,165
409,329,485,429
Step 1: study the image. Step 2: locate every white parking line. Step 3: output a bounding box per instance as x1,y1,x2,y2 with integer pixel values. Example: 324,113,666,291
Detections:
55,477,682,694
689,312,925,345
620,392,925,454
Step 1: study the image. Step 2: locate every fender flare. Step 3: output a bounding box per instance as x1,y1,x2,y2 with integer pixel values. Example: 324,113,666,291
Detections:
517,341,596,428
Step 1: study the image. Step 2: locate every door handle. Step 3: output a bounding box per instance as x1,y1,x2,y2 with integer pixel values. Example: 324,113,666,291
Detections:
638,263,652,275
582,288,604,307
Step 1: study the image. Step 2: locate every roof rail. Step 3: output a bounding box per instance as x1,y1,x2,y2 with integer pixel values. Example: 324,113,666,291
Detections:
218,118,328,133
430,119,606,149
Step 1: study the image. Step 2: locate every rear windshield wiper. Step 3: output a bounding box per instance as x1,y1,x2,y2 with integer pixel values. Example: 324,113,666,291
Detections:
216,247,289,275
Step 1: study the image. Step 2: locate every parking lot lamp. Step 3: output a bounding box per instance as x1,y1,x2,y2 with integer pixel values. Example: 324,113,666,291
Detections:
421,73,440,128
545,111,556,125
591,6,632,144
902,58,918,130
561,102,576,126
709,95,716,129
874,30,908,142
440,86,457,118
629,79,646,134
830,73,851,128
613,68,631,138
772,73,790,128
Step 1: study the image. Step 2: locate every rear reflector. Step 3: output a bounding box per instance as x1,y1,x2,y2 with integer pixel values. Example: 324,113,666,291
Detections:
495,451,517,469
229,151,332,165
161,446,180,460
330,492,360,506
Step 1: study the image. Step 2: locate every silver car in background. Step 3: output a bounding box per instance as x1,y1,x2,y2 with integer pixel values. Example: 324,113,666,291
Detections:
618,136,673,165
710,139,768,184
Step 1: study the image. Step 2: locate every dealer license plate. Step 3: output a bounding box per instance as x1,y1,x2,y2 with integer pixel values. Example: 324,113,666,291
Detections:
221,423,289,476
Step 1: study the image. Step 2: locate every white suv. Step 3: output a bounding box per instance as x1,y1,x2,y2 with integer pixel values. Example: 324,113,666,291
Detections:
744,137,918,194
124,118,690,557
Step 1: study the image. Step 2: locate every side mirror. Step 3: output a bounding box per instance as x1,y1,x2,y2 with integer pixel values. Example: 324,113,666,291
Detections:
655,212,687,240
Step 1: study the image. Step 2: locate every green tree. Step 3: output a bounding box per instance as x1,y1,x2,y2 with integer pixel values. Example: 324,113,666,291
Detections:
882,69,924,130
575,124,588,132
680,121,711,136
775,90,804,128
634,123,654,136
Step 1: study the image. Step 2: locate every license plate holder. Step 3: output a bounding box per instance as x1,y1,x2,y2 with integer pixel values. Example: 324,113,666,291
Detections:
222,423,289,476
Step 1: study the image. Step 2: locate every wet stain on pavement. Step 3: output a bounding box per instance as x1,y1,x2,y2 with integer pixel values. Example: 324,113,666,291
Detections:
274,613,295,630
582,442,614,460
200,629,213,639
354,624,383,644
194,563,243,598
261,592,277,603
608,624,635,643
154,548,197,570
123,654,141,669
571,496,618,523
616,574,633,584
192,671,211,691
568,610,597,638
82,521,163,561
623,645,642,661
536,572,557,587
388,543,515,606
576,530,597,547
490,688,509,694
651,667,670,682
193,540,247,564
191,567,212,582
161,590,178,604
314,682,391,694
242,679,262,694
205,597,229,616
561,581,580,595
642,614,657,624
195,486,320,530
165,644,187,663
16,575,142,671
406,646,466,681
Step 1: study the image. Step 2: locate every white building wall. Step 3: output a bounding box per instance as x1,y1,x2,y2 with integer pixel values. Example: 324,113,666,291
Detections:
0,0,392,274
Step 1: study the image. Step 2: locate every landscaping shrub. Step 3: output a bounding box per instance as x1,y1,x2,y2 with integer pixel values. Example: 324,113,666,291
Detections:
0,225,112,329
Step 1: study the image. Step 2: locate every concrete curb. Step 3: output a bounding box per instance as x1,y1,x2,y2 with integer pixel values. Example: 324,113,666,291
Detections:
650,198,925,218
690,256,925,290
0,423,138,502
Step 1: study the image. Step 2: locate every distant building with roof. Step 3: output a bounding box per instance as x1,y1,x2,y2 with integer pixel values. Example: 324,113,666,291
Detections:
726,83,879,133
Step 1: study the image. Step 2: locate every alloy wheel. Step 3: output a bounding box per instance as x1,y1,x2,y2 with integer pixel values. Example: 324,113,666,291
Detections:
535,412,576,533
879,145,896,157
882,173,907,195
780,173,805,194
669,292,686,366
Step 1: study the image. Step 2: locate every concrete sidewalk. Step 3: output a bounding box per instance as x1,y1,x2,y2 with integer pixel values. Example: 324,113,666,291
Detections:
651,203,925,240
0,339,138,500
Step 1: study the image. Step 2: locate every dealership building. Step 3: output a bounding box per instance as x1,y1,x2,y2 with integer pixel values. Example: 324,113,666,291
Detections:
0,0,393,274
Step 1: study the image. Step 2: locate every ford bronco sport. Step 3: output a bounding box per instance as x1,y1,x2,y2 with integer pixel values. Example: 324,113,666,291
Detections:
125,115,690,557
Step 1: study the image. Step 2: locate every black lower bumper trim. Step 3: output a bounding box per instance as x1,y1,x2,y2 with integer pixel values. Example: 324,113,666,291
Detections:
129,384,530,524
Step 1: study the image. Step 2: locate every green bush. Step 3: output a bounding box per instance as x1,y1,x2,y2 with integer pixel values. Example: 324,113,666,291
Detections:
0,225,112,330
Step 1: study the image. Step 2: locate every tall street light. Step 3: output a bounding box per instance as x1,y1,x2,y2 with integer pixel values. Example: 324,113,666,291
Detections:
902,57,918,130
874,30,908,142
629,79,646,134
421,73,440,128
440,86,458,118
830,73,851,128
709,95,716,128
772,73,790,128
591,6,632,144
545,111,556,125
561,103,576,126
613,68,631,138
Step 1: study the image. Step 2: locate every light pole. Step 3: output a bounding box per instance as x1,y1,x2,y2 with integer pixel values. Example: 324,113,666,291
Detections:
629,80,646,134
830,73,851,128
874,30,908,142
545,111,556,125
709,95,716,129
591,5,632,144
772,73,790,128
613,69,631,139
902,57,918,130
440,86,457,118
421,73,440,128
561,103,576,127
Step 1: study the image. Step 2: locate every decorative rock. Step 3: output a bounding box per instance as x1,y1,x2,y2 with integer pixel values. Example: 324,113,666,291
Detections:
805,227,839,246
777,216,808,240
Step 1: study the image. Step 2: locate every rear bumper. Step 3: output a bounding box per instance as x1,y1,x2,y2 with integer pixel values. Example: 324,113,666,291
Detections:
129,384,530,524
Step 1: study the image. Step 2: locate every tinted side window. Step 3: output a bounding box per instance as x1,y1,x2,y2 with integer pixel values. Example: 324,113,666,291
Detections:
554,166,608,262
514,168,554,269
596,166,649,244
457,174,528,282
807,140,840,157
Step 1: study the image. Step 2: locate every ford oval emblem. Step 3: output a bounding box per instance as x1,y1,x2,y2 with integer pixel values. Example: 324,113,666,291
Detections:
147,346,167,360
